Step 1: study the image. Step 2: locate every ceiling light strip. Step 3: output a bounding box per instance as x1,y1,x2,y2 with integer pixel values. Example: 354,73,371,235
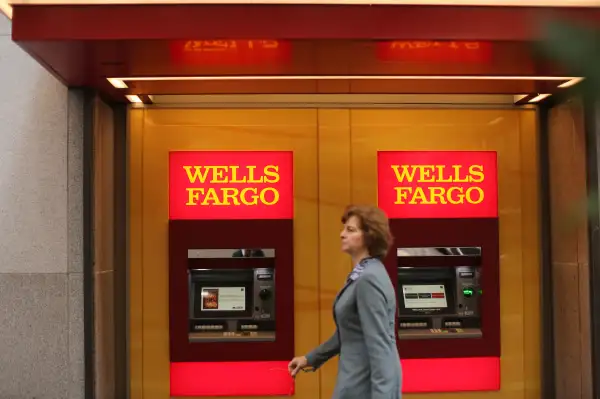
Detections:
112,75,578,82
7,0,600,7
108,75,583,88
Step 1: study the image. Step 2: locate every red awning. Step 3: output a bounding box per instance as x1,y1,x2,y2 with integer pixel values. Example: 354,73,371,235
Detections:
10,4,598,100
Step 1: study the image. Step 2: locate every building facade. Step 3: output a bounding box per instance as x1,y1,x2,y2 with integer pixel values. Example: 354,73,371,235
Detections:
0,13,84,399
0,3,599,399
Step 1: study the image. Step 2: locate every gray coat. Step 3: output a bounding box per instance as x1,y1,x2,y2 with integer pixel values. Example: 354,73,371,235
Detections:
306,258,402,399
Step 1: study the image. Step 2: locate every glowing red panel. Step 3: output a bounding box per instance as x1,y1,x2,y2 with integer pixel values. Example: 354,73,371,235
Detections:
376,41,493,63
401,357,500,392
377,151,498,219
170,361,294,396
170,357,499,396
169,40,292,66
169,151,293,220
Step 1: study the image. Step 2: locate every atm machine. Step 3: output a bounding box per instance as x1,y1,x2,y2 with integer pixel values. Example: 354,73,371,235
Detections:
168,219,294,362
168,219,294,396
166,150,295,397
387,217,500,392
376,150,500,393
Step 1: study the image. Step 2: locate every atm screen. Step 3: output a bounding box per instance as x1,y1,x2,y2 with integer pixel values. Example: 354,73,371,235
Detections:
402,284,448,310
200,286,247,312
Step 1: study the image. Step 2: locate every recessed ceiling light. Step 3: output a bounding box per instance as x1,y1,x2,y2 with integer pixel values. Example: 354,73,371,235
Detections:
528,93,551,103
0,2,12,19
108,78,128,89
558,77,585,88
125,94,143,103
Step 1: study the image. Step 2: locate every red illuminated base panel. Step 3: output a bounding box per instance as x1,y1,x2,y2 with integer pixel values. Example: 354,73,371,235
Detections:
171,361,294,397
170,357,500,396
402,357,500,393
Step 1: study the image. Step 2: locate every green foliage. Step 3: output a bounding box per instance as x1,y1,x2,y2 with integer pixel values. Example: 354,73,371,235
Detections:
535,19,600,97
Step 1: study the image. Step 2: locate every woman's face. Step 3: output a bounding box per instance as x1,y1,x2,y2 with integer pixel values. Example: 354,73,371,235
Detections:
340,215,366,255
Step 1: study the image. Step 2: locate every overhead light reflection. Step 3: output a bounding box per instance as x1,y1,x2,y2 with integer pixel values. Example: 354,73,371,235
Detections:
125,94,143,103
528,93,551,103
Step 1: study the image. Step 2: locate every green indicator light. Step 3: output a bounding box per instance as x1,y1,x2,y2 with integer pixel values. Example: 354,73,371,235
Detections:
462,288,474,298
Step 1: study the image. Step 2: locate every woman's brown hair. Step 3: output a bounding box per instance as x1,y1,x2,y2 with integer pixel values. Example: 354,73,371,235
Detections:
341,205,393,259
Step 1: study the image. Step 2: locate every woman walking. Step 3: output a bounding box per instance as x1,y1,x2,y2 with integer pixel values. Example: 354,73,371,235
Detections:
288,205,402,399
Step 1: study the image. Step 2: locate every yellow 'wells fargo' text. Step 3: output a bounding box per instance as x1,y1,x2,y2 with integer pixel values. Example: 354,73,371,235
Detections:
391,164,485,205
183,165,281,206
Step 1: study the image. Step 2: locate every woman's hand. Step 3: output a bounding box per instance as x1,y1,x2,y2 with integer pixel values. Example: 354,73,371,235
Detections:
288,355,308,377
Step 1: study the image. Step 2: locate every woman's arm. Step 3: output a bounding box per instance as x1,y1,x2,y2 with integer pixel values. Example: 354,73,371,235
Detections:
356,272,397,399
305,331,341,370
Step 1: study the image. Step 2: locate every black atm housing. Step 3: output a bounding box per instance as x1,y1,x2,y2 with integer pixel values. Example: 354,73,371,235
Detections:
186,248,278,343
397,247,482,340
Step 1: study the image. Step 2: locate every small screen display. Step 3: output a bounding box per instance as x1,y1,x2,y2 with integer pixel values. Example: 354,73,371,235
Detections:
200,287,246,311
402,284,448,309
